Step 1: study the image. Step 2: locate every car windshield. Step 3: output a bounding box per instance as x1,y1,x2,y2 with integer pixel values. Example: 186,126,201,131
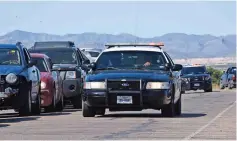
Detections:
31,57,48,72
29,49,77,64
0,48,21,65
182,66,206,74
87,51,100,57
96,51,167,70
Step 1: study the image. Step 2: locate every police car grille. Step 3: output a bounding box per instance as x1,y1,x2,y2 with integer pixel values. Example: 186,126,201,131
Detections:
107,80,140,91
190,76,203,81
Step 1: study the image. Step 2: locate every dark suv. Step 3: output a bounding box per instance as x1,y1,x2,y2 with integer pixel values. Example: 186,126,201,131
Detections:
0,42,41,116
81,43,183,117
180,65,212,92
28,41,90,108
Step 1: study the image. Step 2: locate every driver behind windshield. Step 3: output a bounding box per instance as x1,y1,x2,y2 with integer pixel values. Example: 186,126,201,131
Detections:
0,49,20,65
96,51,165,69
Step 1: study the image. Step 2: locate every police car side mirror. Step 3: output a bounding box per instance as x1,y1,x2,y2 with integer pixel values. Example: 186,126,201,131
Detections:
173,64,183,71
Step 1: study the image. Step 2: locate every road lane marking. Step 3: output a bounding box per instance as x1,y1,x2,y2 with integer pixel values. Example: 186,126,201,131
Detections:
183,101,236,140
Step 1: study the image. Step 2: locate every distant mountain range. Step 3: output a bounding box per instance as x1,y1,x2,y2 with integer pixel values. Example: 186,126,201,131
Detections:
0,30,236,59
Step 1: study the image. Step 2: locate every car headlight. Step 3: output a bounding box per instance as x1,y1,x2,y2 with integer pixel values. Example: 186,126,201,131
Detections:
205,76,211,80
146,82,170,89
41,81,46,89
84,82,106,89
66,71,76,79
5,73,18,84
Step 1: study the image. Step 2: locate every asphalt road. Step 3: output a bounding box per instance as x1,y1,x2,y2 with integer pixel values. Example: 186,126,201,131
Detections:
0,90,236,140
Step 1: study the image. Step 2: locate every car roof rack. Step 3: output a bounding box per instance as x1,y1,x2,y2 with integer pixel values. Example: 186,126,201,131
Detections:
32,41,75,49
105,42,164,49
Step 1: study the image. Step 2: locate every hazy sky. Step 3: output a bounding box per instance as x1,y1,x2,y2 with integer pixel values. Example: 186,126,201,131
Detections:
0,1,235,37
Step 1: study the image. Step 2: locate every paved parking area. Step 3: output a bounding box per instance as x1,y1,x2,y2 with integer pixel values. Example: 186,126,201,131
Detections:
0,90,236,140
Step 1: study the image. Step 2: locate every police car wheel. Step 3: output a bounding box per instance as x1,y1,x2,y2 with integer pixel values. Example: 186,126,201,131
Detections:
161,89,175,117
175,94,182,116
95,108,106,116
82,101,95,117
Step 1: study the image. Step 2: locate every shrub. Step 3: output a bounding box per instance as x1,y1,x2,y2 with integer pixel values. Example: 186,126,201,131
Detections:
207,66,224,85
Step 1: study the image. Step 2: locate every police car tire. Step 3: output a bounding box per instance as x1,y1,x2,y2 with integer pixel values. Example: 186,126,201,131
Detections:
72,95,82,109
95,108,106,116
175,94,182,116
161,91,175,117
19,88,32,116
82,101,95,117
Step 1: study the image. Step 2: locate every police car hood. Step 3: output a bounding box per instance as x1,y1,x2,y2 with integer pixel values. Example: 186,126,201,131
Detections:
0,65,24,75
182,73,209,78
87,70,170,82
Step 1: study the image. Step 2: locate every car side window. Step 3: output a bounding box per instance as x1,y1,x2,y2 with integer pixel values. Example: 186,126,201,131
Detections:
163,52,174,66
23,48,30,64
76,49,84,63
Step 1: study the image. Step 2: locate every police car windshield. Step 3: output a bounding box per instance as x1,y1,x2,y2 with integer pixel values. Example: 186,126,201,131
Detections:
31,57,48,72
96,51,167,70
182,66,206,74
0,49,21,65
29,49,77,64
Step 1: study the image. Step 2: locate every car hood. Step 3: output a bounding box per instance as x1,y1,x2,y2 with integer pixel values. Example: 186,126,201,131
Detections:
182,73,209,78
87,70,170,82
53,64,77,68
0,65,24,75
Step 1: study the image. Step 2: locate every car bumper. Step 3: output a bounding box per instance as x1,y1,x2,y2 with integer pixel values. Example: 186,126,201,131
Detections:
184,80,212,90
82,89,172,110
62,78,82,98
0,87,20,110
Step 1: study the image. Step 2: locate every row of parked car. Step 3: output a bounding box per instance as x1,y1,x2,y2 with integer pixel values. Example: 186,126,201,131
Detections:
0,41,234,117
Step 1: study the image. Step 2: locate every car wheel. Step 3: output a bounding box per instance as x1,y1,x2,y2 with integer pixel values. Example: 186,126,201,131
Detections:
220,81,225,89
82,101,95,117
32,92,41,115
56,95,64,112
161,89,175,117
71,94,82,109
95,108,106,116
175,94,182,116
45,90,57,113
19,88,32,116
204,85,213,92
228,81,233,89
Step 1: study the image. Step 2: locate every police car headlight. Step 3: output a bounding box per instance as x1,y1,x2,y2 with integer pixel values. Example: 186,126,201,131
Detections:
146,82,170,89
205,76,211,80
41,81,46,89
84,82,106,89
5,73,18,84
66,71,76,79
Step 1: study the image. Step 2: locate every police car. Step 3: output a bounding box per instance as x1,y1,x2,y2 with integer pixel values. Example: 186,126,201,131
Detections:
180,64,212,92
81,42,183,117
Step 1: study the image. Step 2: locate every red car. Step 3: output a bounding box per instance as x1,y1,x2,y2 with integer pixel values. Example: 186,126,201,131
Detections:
30,53,64,112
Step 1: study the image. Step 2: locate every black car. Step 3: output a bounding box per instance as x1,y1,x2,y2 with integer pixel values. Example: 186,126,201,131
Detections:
220,67,236,89
28,41,90,108
81,43,183,117
180,65,212,92
0,42,41,116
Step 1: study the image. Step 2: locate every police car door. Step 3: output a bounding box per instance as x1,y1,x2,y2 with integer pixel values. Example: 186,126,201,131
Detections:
163,52,181,101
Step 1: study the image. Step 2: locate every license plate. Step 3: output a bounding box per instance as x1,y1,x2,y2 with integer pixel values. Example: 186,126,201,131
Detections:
194,83,200,86
117,96,132,104
0,92,8,98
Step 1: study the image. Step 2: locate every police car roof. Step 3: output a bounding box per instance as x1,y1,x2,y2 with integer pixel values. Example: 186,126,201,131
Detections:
103,46,163,52
0,44,18,49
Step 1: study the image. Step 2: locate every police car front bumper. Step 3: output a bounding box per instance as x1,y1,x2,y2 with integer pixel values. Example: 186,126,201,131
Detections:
82,89,172,110
184,80,212,90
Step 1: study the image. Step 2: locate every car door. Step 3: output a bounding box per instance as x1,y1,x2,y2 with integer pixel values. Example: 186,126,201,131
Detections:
163,52,181,101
